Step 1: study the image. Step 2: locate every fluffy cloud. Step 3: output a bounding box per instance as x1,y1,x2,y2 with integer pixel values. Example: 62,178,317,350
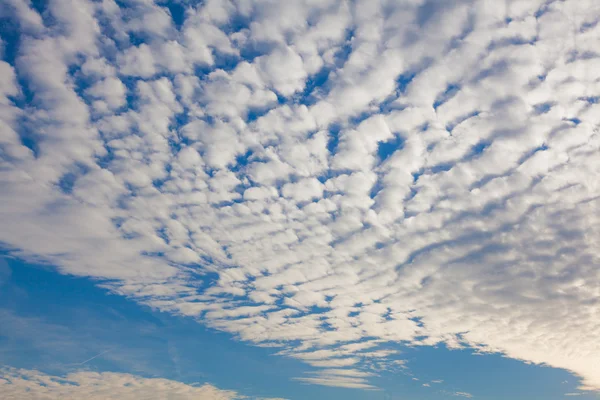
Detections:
1,0,599,393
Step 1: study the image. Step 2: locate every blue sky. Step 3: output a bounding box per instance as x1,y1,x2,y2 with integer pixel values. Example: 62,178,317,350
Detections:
1,0,600,399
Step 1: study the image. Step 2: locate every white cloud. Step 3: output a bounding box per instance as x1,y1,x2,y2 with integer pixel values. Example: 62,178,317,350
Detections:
256,46,308,97
281,177,324,203
86,77,127,110
0,368,284,400
453,392,473,398
1,0,599,394
118,44,157,78
0,0,44,32
293,367,377,390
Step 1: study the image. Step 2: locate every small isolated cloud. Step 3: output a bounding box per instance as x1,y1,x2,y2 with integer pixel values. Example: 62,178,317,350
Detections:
454,392,474,398
0,367,283,400
294,376,376,390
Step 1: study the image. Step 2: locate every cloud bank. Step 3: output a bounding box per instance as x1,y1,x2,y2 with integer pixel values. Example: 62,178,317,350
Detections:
1,0,599,392
0,367,285,400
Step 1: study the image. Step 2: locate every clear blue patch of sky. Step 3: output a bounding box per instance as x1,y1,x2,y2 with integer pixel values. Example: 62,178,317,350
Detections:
164,1,186,29
366,343,597,400
377,134,405,163
396,71,417,94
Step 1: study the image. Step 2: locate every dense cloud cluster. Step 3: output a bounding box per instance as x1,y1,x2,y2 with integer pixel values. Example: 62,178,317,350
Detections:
1,0,599,391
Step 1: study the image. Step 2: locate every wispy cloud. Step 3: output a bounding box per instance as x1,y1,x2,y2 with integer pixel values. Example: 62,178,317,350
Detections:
454,392,473,398
68,349,112,366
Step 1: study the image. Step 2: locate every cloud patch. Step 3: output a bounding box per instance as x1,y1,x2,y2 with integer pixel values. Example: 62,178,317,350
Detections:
0,368,284,400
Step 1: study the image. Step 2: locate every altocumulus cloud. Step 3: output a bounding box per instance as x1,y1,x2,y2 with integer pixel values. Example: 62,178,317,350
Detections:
0,0,599,392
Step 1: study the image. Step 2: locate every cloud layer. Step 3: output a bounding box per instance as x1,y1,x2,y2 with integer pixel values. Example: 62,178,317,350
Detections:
1,0,599,392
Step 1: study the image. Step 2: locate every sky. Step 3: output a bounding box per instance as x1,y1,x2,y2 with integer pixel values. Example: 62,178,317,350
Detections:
0,0,599,399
